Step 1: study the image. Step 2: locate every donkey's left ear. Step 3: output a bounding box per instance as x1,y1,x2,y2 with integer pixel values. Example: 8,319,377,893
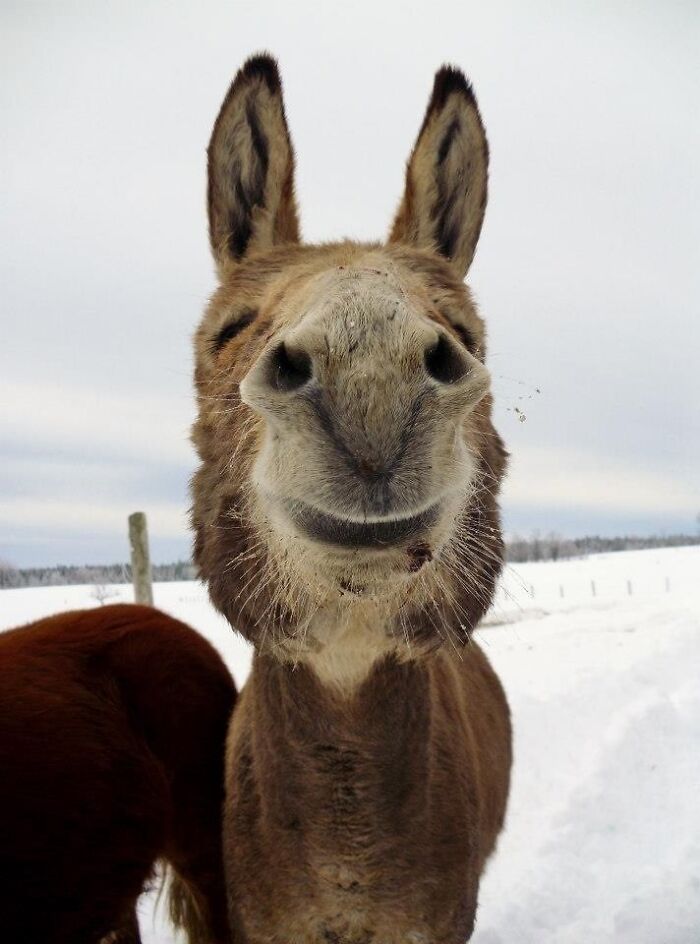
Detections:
207,53,300,267
389,66,489,278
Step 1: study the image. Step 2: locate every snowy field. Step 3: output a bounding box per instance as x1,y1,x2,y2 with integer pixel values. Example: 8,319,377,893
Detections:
1,545,698,943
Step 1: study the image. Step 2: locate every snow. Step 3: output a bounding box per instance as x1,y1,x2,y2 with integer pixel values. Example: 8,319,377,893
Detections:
475,547,700,943
1,545,698,943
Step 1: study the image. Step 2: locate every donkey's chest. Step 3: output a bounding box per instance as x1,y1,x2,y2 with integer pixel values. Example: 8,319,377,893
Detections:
244,792,463,944
225,660,485,944
274,863,433,944
231,764,444,943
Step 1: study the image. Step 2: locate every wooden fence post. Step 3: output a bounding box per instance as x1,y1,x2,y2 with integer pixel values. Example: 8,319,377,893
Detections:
128,511,153,605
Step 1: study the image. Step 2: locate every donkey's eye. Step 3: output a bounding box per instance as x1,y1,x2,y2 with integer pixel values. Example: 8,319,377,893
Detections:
210,309,257,355
450,322,476,353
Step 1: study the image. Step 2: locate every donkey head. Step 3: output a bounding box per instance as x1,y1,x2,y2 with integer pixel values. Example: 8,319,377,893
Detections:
191,55,507,666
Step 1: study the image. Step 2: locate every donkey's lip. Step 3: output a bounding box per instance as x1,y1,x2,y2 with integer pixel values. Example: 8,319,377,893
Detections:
281,500,441,549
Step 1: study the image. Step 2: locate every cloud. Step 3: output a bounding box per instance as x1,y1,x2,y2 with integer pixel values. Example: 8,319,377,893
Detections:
0,497,187,539
0,379,197,564
2,1,698,564
1,379,194,466
503,445,699,517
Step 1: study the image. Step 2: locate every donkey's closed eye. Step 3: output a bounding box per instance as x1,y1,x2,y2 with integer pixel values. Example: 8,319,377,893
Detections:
211,309,257,355
450,322,477,353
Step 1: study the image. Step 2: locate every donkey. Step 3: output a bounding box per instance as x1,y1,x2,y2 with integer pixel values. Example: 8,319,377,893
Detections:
192,54,512,943
0,604,235,944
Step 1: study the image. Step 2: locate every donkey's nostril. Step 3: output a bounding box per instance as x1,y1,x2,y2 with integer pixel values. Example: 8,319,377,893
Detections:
268,342,313,392
424,334,469,385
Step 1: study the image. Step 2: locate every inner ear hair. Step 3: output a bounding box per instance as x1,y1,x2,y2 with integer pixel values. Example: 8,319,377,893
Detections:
207,53,300,267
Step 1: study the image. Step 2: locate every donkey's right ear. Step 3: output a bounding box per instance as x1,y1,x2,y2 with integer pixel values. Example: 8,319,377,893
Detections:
207,54,300,267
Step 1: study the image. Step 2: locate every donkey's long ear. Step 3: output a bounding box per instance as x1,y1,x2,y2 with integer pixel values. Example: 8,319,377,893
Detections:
389,66,488,278
207,54,299,266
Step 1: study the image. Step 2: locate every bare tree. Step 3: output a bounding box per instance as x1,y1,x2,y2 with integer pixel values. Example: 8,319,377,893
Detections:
0,559,18,590
91,584,116,606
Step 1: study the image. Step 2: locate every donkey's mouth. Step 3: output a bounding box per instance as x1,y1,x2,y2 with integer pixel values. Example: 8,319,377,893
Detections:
282,499,441,550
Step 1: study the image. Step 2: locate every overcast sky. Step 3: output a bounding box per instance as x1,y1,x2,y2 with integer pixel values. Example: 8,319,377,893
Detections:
2,0,698,567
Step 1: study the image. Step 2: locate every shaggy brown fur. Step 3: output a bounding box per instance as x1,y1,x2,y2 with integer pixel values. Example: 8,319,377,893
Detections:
0,605,236,944
192,53,511,942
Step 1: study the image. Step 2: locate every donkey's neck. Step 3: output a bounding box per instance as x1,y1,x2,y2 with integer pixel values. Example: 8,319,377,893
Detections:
297,600,402,692
238,652,439,940
230,639,507,944
248,650,432,836
251,647,430,746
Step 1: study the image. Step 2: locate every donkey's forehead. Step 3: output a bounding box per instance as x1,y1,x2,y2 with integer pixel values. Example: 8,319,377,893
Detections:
219,242,472,313
288,261,407,315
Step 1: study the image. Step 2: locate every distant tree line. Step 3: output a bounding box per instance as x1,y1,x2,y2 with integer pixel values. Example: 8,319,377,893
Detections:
0,560,196,590
505,532,700,563
1,533,699,588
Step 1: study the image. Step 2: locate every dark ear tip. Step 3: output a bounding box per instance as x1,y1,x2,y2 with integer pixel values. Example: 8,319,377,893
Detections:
235,52,282,95
430,65,476,111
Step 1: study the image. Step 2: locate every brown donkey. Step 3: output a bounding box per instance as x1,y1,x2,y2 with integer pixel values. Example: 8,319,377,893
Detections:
0,604,235,944
192,54,511,943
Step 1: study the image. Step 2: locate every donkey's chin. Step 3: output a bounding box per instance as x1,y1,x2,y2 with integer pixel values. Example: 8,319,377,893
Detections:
291,543,426,601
